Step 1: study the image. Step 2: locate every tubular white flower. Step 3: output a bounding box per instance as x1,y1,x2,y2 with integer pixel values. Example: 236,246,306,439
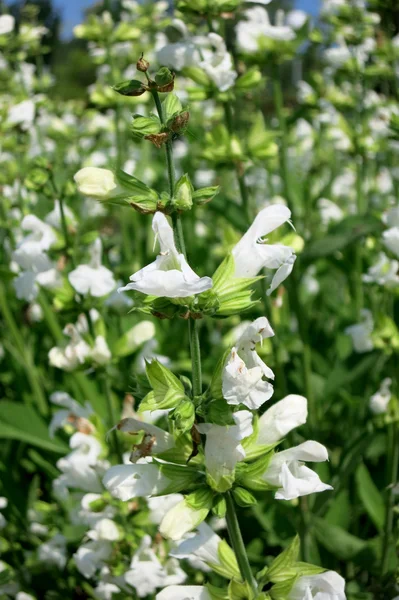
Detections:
199,33,237,92
118,213,212,298
68,238,116,297
171,522,222,570
362,253,399,287
0,14,15,35
115,417,175,459
383,227,399,258
263,441,333,500
196,411,253,492
124,535,166,598
232,205,296,293
156,586,211,600
223,317,275,409
102,463,171,501
38,534,67,570
74,167,118,198
49,391,93,438
288,570,346,600
159,498,210,541
345,309,374,354
222,348,273,409
256,395,308,446
369,378,392,415
148,494,184,525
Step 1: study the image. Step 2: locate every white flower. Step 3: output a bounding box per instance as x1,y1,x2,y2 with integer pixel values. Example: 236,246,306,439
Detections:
78,493,115,526
232,204,295,294
223,317,275,409
196,411,253,492
363,253,399,287
171,522,222,571
317,198,343,227
16,593,36,600
148,494,184,525
370,378,392,415
93,582,120,600
254,394,308,447
263,441,333,501
0,15,15,35
156,21,199,70
156,586,211,600
237,7,296,53
288,570,346,600
0,497,7,530
160,498,210,541
49,324,91,371
49,391,93,438
74,520,119,577
91,336,112,365
345,309,374,354
69,238,116,297
38,534,67,570
103,462,171,501
118,212,212,298
383,227,399,259
114,417,175,460
124,535,166,597
54,433,104,498
199,33,237,92
8,99,35,130
74,167,118,198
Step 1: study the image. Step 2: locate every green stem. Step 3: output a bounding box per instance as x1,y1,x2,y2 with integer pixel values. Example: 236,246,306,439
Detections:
223,102,251,225
189,320,202,398
225,492,258,597
0,285,47,415
102,371,123,464
381,422,399,575
50,176,75,268
272,64,296,222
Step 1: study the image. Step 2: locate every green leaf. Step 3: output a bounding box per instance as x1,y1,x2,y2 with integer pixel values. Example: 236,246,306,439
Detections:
0,402,68,454
209,349,230,401
192,186,220,206
313,517,367,559
139,359,186,411
303,215,383,260
112,79,146,96
162,93,183,121
266,535,300,583
211,539,240,579
131,115,161,137
355,462,385,531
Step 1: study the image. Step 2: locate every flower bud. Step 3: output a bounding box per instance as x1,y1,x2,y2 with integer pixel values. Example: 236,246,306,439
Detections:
173,174,193,211
170,111,190,133
232,487,257,507
136,56,150,72
172,398,195,433
155,67,175,92
74,167,118,198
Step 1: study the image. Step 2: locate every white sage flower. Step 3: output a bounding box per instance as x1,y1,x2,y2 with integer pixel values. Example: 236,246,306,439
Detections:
171,522,223,571
254,394,308,447
38,534,67,570
69,238,116,297
263,441,333,500
345,309,374,354
49,391,93,438
103,462,171,501
288,570,346,600
156,586,211,600
118,212,212,298
199,33,237,92
232,204,296,294
369,378,392,415
160,497,211,541
363,253,399,287
124,535,166,597
0,14,15,35
196,411,253,492
223,317,275,409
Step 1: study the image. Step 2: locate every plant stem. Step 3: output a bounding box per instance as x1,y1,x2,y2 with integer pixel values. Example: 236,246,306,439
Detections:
381,421,399,575
225,492,258,597
189,320,202,398
0,285,47,415
102,371,123,464
272,64,296,222
50,176,75,268
222,102,252,225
